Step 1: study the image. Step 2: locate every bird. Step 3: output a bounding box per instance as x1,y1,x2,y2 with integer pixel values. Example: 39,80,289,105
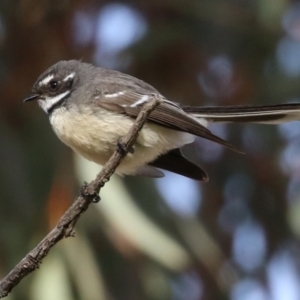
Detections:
23,60,300,181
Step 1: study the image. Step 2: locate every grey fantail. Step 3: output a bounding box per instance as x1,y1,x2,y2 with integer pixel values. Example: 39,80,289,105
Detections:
24,60,300,180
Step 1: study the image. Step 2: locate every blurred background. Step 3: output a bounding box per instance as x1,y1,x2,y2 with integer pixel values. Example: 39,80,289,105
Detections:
1,0,300,299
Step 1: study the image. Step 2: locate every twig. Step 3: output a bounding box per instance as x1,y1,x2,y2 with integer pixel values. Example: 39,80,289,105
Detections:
0,96,161,298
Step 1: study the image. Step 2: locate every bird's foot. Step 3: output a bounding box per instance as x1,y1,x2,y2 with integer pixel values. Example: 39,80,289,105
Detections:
117,139,135,154
81,181,101,203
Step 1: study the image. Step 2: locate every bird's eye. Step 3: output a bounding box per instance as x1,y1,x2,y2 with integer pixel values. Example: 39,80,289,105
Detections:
49,80,58,90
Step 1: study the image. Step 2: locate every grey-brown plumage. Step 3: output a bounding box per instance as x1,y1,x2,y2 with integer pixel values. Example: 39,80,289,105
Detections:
24,60,300,180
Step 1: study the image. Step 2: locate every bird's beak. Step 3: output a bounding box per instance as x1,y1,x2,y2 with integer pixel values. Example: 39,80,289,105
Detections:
23,94,40,102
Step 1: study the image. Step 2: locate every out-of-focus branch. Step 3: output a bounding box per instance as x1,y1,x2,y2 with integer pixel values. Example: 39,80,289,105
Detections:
0,96,161,298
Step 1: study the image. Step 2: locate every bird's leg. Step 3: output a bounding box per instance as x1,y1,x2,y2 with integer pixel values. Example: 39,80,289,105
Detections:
117,139,135,154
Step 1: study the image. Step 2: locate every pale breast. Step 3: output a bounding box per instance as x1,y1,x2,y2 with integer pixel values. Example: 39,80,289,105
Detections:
49,106,194,175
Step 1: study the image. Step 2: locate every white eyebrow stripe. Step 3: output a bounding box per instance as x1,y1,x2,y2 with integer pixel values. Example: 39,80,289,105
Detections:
104,91,125,98
130,95,149,107
63,72,76,81
39,74,54,86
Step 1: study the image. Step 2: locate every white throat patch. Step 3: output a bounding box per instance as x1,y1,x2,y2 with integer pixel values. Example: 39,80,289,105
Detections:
38,90,71,113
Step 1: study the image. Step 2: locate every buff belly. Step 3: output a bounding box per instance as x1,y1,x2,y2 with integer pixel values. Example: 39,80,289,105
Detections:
49,107,194,176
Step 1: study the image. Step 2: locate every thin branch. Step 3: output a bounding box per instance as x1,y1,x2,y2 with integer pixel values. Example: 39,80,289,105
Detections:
0,96,161,298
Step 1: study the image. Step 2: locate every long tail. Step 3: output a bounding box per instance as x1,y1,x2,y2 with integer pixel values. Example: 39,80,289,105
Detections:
182,103,300,124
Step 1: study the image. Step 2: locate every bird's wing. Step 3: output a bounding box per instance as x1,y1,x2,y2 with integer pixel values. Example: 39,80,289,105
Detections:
97,90,240,152
182,103,300,124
